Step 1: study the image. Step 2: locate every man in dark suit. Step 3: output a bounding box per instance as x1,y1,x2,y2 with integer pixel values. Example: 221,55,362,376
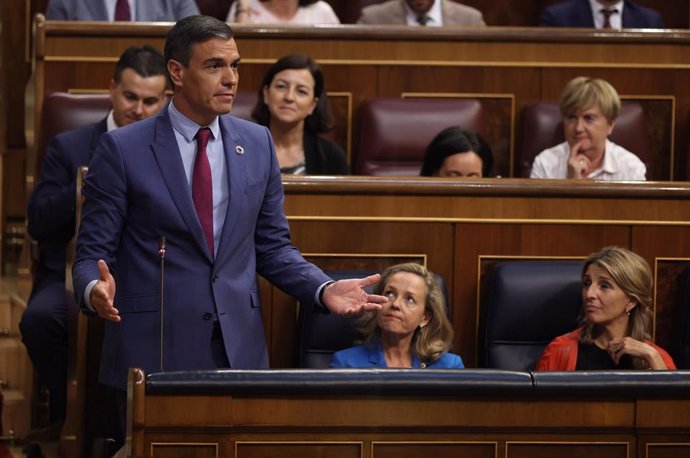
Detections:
20,45,167,431
46,0,200,21
72,15,386,447
540,0,664,29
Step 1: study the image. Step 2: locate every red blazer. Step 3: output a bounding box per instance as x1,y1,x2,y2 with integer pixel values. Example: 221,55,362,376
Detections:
535,328,676,371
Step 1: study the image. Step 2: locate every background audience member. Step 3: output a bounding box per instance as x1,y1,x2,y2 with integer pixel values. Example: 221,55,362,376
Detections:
19,45,167,432
228,0,340,24
358,0,485,27
530,76,645,180
331,263,463,369
536,246,676,371
252,53,349,175
540,0,664,29
46,0,200,21
420,126,493,178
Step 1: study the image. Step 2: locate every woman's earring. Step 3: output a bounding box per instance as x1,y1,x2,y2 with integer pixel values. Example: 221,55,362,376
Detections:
626,308,631,316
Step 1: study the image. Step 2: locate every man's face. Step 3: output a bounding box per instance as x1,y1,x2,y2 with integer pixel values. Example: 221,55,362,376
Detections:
167,38,240,126
109,68,167,127
405,0,435,14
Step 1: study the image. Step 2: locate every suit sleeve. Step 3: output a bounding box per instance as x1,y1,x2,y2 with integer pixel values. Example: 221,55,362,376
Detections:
28,136,78,241
253,127,331,305
72,133,129,308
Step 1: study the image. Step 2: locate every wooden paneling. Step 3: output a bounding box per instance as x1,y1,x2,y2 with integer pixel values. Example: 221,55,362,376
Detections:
263,177,690,368
31,22,690,183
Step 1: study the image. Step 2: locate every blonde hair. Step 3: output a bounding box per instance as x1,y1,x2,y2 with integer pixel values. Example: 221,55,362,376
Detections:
560,76,621,123
357,263,454,363
579,246,654,368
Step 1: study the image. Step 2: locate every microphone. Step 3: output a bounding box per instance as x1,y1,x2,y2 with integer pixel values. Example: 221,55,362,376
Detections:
159,236,166,371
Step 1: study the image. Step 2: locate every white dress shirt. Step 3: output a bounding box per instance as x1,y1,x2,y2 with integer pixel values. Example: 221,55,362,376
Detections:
530,139,646,181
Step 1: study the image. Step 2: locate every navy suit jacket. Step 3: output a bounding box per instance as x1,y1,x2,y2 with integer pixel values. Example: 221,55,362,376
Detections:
29,118,106,278
46,0,199,21
330,341,464,369
73,106,331,390
540,0,664,28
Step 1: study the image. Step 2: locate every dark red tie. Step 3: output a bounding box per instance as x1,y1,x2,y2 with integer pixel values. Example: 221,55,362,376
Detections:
193,128,214,255
114,0,131,21
601,8,617,29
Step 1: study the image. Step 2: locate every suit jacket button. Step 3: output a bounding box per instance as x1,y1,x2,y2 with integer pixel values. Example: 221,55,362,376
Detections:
212,274,219,282
203,312,213,320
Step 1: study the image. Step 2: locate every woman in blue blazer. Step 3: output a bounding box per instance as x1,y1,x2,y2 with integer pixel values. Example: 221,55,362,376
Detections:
331,263,464,369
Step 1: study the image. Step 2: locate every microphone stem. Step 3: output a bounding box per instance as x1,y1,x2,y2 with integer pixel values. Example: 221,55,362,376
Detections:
159,236,166,371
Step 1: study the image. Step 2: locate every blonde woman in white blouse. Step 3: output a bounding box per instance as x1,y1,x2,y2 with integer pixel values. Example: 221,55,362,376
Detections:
227,0,340,24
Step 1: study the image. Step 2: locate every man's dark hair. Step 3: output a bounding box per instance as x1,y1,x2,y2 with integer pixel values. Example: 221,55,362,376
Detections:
420,126,494,177
113,45,167,83
299,0,319,5
164,15,234,68
252,53,333,134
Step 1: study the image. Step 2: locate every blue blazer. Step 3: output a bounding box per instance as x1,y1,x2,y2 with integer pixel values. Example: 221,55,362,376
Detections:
330,341,464,369
46,0,199,21
73,106,330,390
540,0,664,28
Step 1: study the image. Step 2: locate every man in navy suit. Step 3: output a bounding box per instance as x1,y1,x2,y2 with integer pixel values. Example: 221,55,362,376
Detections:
20,45,167,431
72,15,386,447
540,0,664,29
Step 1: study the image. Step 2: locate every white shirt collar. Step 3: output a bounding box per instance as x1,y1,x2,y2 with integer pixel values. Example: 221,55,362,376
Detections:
590,0,624,29
106,109,118,132
404,0,443,27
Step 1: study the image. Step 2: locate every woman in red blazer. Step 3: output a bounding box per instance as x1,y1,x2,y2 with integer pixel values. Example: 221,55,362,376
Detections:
536,246,675,371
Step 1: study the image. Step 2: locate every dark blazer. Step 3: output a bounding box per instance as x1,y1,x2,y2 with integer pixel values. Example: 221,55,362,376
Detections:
29,118,106,276
73,106,331,390
330,340,464,368
303,133,350,175
46,0,200,21
20,117,106,423
539,0,664,28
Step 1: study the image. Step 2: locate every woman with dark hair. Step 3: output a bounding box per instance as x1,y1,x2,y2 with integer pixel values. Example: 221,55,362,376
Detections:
419,126,494,178
536,246,675,371
228,0,340,24
330,263,463,369
252,54,349,175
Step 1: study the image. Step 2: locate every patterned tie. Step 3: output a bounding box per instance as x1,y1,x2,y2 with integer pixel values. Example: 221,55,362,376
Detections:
193,128,214,255
114,0,131,21
416,13,430,26
601,8,618,29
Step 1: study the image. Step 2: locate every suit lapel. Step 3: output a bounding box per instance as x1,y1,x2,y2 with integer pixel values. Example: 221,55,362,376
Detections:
151,110,212,260
214,116,243,267
89,118,108,159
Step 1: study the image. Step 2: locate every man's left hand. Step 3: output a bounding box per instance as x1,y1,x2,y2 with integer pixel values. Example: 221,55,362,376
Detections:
322,274,387,316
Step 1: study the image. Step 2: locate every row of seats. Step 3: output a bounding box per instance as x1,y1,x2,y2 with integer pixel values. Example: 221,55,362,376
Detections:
36,91,652,179
300,260,690,371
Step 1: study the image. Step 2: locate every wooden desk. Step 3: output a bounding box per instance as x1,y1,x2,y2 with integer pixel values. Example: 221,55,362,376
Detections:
261,176,690,368
125,368,690,458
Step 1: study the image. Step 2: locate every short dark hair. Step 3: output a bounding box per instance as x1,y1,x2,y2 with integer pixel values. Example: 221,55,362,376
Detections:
164,15,234,68
419,126,494,177
113,45,166,83
251,53,333,134
299,0,319,4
